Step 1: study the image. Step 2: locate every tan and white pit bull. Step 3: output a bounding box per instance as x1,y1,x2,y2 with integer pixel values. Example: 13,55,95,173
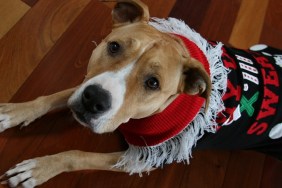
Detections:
1,0,282,187
0,1,211,187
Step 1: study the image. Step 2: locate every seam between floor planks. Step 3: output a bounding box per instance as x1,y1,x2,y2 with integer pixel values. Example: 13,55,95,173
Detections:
0,0,91,102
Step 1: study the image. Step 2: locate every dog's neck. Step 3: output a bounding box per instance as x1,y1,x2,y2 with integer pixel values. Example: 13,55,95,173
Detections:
118,35,210,147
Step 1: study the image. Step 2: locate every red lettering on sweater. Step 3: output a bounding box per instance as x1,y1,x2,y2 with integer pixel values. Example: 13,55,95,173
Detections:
247,55,279,135
257,87,278,120
257,56,279,86
222,80,241,101
247,122,268,135
256,56,273,69
261,69,279,87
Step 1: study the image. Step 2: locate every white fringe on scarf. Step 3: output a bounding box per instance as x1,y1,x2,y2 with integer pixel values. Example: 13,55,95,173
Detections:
114,18,228,175
274,55,282,68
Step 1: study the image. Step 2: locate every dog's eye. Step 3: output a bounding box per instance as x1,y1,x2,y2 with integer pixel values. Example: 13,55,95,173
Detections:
108,41,120,54
145,77,160,90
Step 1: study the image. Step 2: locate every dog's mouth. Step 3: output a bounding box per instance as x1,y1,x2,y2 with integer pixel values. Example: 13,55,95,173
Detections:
68,99,95,128
71,110,92,128
73,111,87,124
71,109,107,133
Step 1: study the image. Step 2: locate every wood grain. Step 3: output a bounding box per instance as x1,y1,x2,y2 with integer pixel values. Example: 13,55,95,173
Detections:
21,0,39,7
0,0,29,38
0,0,91,102
199,0,242,44
260,0,282,49
0,0,282,187
260,156,282,188
229,0,269,48
222,151,265,188
170,0,211,31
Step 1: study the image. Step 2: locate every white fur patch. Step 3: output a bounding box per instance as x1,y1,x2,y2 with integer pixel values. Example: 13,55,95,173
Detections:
8,171,32,187
68,62,135,133
6,160,36,176
22,178,36,188
0,114,11,132
4,160,37,188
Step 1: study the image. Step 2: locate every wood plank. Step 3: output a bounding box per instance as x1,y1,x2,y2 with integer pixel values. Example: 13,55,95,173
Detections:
103,0,177,18
222,151,265,188
260,0,282,49
260,156,282,188
229,0,269,48
21,0,39,7
1,0,282,187
181,151,231,188
145,0,176,18
0,0,29,38
0,0,91,102
199,0,242,44
170,0,212,31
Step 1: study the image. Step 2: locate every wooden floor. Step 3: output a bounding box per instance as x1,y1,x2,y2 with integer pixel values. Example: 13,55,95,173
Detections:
0,0,282,187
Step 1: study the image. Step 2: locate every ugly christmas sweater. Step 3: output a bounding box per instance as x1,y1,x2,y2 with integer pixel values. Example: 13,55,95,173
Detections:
115,18,282,174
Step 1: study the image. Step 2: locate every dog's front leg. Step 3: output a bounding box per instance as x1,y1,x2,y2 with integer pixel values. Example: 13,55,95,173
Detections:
0,150,124,188
0,88,75,132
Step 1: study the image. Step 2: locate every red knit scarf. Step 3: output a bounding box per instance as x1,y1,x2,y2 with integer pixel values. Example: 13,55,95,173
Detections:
118,34,210,147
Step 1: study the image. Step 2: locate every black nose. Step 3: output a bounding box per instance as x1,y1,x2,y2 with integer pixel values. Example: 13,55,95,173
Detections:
82,85,112,114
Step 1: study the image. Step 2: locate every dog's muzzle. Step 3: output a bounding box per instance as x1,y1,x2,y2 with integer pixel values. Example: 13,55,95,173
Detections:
68,84,112,127
82,85,112,114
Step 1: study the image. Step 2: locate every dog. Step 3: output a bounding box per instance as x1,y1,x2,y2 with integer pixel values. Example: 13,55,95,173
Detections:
1,0,282,187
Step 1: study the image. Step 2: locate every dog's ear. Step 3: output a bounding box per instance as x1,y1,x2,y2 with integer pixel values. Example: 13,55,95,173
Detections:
110,0,149,26
181,57,211,110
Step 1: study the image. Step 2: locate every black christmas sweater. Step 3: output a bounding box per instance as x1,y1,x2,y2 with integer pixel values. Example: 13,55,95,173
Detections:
197,44,282,160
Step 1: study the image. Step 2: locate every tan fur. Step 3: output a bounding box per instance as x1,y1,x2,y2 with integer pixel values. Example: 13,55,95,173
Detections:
0,0,211,187
82,23,196,132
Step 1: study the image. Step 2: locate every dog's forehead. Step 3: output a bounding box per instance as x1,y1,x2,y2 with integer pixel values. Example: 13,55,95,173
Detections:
108,23,162,42
87,23,184,83
140,47,178,69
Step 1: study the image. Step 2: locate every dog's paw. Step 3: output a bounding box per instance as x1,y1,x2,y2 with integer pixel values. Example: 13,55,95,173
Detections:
0,156,63,188
0,102,47,133
0,113,10,133
0,104,15,132
1,160,37,188
0,103,33,133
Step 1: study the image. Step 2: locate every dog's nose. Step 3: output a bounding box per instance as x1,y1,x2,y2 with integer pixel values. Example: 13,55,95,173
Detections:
82,85,111,114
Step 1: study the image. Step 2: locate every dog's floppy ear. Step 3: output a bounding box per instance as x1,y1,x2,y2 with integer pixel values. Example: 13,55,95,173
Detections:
110,0,149,26
181,57,211,110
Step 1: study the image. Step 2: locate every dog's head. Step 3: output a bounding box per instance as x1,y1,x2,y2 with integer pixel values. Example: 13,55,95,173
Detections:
68,0,211,133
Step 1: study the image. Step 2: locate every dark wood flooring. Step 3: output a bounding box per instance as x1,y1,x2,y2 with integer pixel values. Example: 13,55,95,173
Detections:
0,0,281,187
